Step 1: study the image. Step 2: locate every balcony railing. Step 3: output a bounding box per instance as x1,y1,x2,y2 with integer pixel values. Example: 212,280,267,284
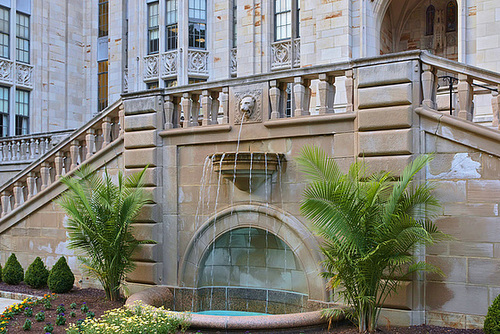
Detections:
0,59,34,89
271,39,300,70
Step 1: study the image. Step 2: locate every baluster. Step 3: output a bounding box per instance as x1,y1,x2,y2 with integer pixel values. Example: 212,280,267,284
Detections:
85,128,96,160
492,90,499,129
27,172,36,200
3,142,8,161
64,151,71,174
211,91,220,125
457,74,473,121
220,87,229,124
1,190,11,217
43,138,50,155
33,139,40,158
40,162,51,191
29,138,35,159
15,141,21,160
0,142,4,161
345,69,354,113
318,74,335,114
94,128,103,152
20,140,27,160
173,97,181,128
54,152,64,179
101,116,112,147
70,140,80,170
269,80,281,119
7,141,13,161
181,93,193,128
192,94,200,126
422,64,437,109
164,95,175,129
201,90,212,126
293,77,310,117
13,181,24,209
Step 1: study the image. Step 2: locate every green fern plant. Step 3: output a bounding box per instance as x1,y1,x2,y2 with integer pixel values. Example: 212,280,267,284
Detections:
57,166,154,301
297,147,449,333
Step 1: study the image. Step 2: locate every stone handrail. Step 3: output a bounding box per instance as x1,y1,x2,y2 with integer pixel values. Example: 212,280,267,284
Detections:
0,129,74,164
420,52,500,128
0,99,123,218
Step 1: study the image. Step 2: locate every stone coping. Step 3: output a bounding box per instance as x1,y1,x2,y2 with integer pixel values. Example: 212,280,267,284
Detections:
0,291,41,302
126,286,345,331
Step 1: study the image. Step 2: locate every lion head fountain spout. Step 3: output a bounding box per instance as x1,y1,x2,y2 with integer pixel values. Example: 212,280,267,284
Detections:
211,152,286,192
239,96,255,120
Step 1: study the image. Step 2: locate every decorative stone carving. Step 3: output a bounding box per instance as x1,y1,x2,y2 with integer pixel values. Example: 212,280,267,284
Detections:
0,59,13,84
123,68,129,93
271,39,300,70
16,63,33,88
144,54,159,81
161,51,178,78
188,50,209,75
234,90,262,124
230,48,237,75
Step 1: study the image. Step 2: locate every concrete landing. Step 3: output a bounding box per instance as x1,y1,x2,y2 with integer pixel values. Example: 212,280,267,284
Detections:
0,297,18,312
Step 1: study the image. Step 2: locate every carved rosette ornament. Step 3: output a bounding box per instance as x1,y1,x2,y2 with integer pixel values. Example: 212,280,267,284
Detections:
234,90,262,124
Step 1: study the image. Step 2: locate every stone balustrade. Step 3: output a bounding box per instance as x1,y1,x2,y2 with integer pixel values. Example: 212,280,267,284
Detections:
0,59,34,88
0,100,123,218
0,130,74,164
421,52,500,129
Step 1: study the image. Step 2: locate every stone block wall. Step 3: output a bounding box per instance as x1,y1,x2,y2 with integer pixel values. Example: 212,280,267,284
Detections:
424,133,500,329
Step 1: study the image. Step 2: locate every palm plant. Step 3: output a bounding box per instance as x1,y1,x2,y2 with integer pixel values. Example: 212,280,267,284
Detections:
57,166,154,301
297,146,448,333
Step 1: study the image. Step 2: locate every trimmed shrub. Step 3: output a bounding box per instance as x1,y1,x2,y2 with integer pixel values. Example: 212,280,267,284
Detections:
48,257,74,293
0,263,3,282
25,257,50,288
484,294,500,334
3,253,24,285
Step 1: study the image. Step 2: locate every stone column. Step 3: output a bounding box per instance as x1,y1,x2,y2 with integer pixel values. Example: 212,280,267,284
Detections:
457,74,473,121
318,74,335,114
269,80,281,119
421,64,437,109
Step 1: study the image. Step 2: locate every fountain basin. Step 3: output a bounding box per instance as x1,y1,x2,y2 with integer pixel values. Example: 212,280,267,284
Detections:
212,152,286,192
126,286,345,333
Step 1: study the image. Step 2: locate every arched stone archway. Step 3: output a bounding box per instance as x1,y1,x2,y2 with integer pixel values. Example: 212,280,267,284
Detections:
178,203,328,301
372,0,462,61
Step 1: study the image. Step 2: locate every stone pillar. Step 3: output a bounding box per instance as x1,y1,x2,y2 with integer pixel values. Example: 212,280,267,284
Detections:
201,90,213,126
164,95,175,129
421,64,437,109
27,172,36,200
318,74,335,114
123,94,164,287
181,93,192,128
54,152,64,179
492,86,500,129
293,77,310,117
13,182,23,209
220,87,229,124
210,92,220,125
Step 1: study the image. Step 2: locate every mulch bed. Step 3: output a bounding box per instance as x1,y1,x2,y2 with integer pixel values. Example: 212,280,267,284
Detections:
1,283,484,334
0,282,123,333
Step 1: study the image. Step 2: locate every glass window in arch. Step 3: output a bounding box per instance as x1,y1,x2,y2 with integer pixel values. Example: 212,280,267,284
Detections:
426,5,435,36
446,1,457,32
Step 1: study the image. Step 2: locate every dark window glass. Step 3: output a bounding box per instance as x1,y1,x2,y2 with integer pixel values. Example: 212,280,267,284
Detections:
16,12,29,63
188,0,206,49
0,86,8,136
188,77,206,84
98,61,108,112
148,2,159,54
0,7,9,59
147,81,159,89
426,5,435,36
274,0,299,41
98,0,109,37
166,0,178,50
15,89,28,135
232,2,237,48
165,79,177,87
446,1,457,32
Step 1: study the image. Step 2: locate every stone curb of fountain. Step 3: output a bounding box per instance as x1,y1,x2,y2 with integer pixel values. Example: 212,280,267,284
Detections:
125,286,346,331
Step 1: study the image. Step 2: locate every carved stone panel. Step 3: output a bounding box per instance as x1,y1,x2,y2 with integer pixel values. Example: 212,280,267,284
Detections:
230,83,266,125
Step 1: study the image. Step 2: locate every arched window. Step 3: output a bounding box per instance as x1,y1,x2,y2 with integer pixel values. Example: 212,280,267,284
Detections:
446,1,457,32
426,5,435,36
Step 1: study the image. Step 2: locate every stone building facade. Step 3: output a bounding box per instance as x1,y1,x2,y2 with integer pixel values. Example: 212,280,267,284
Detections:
0,0,499,330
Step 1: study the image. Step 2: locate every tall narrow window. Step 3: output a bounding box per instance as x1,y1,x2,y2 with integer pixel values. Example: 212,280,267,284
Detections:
98,61,108,112
274,0,299,41
148,2,159,54
16,12,29,63
426,5,435,36
446,1,457,32
0,86,8,137
0,7,9,59
15,89,28,135
188,0,206,49
98,0,109,38
232,2,237,48
166,0,178,50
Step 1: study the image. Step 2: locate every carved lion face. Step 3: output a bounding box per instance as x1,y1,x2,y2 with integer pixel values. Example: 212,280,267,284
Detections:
240,96,255,115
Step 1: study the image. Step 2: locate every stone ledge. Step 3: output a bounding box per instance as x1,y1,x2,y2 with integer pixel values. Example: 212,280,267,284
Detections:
0,291,41,301
264,113,356,128
159,124,232,137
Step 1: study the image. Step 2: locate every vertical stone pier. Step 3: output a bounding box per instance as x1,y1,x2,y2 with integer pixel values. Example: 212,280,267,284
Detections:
122,93,164,289
355,60,424,325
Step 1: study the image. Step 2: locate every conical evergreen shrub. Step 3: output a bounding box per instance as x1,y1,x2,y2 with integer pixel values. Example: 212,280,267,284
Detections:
48,257,74,293
3,254,24,285
0,263,3,282
25,257,49,288
484,294,500,333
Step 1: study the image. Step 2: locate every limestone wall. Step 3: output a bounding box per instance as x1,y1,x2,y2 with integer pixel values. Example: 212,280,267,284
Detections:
0,143,124,288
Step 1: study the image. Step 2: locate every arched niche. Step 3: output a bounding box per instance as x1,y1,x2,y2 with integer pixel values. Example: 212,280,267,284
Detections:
178,203,328,301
